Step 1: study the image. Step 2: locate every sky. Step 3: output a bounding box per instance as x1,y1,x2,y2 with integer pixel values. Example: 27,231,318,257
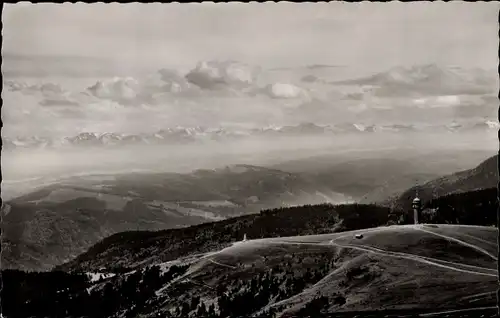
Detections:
2,2,499,72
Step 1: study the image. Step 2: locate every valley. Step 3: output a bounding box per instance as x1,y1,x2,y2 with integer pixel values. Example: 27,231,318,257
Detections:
3,151,495,272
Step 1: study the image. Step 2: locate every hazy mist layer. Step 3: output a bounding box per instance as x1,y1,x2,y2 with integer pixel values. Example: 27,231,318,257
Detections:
3,130,496,200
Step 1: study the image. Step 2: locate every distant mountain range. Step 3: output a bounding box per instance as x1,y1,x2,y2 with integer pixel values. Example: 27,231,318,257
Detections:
3,120,498,151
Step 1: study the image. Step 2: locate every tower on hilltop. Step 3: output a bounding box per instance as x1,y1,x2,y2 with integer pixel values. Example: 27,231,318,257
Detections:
411,190,422,225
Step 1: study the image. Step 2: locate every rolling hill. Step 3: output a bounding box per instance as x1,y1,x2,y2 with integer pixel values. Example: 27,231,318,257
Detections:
5,224,498,318
272,149,494,202
386,154,497,211
1,165,351,271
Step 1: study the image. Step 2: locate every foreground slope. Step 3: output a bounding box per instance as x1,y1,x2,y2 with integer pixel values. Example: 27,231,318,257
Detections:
5,224,497,318
179,224,497,317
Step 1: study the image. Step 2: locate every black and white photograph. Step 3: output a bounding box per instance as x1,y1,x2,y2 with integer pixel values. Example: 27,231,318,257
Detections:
1,2,499,317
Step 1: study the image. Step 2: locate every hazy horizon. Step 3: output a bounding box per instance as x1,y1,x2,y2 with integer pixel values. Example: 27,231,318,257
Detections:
2,2,498,200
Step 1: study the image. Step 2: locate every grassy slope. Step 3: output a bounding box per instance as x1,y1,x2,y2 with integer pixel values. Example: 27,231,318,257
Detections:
254,225,496,315
33,224,498,318
168,224,497,316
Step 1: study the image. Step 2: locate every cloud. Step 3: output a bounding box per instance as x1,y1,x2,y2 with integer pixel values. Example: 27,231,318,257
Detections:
412,95,462,108
5,80,66,96
141,68,192,94
262,83,309,100
436,95,460,105
87,77,139,100
185,60,260,91
84,68,208,105
4,80,81,108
